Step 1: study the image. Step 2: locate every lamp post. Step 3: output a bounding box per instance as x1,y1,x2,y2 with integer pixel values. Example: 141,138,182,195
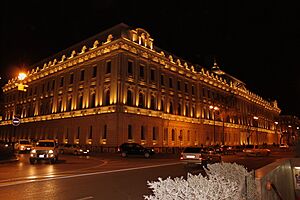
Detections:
209,105,219,145
274,121,279,145
253,116,259,146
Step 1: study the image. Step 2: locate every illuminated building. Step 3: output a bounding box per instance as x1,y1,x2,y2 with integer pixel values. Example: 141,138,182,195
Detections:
0,23,281,148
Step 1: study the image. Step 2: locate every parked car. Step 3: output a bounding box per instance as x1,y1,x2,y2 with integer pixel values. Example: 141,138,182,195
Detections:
220,145,236,155
180,147,222,167
243,145,271,156
29,139,59,164
15,139,32,152
279,143,289,149
58,144,90,155
117,142,155,158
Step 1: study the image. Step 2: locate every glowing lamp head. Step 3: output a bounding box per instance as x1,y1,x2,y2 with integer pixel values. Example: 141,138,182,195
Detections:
18,73,27,81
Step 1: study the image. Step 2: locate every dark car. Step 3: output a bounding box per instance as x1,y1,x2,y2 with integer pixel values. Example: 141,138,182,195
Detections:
117,142,155,158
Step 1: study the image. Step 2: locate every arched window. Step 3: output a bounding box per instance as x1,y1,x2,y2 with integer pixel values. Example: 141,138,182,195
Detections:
150,96,156,110
57,99,62,112
78,95,83,109
171,129,175,141
90,93,96,108
161,99,164,112
185,104,189,116
169,102,173,114
67,97,72,111
103,124,107,139
138,93,144,108
177,103,181,115
105,90,110,105
127,90,133,106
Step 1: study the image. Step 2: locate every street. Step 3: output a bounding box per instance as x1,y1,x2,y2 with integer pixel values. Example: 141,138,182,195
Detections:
0,151,295,200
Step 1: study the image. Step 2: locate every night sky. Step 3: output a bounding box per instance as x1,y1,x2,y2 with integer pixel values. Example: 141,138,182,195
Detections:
1,1,300,116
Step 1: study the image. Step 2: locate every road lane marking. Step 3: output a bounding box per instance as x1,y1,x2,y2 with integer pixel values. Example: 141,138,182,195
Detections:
0,162,181,188
76,196,94,200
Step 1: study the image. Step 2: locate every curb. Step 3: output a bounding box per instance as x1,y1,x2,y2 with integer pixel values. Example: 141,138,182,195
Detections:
0,157,19,164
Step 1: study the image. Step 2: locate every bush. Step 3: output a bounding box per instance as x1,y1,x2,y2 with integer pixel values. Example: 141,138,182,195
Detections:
144,162,258,200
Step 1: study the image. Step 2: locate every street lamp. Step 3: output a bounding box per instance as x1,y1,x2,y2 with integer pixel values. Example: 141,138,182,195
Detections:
253,116,259,146
17,72,28,91
209,105,219,145
274,121,279,145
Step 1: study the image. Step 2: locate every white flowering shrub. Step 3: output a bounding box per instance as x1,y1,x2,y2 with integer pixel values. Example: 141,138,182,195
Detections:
144,162,258,200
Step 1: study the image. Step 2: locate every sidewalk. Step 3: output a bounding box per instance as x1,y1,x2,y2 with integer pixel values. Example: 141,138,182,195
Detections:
0,155,19,164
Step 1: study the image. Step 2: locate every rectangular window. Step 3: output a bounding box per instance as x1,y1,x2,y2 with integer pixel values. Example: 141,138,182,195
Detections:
128,61,133,75
106,61,111,74
77,127,80,139
150,69,155,81
164,128,168,141
141,126,145,140
52,80,55,90
128,125,133,139
60,77,64,87
169,78,173,88
177,81,181,90
80,70,85,81
184,83,188,93
160,75,164,86
92,66,97,78
70,73,74,84
89,126,93,139
139,65,145,78
192,85,195,95
152,127,157,140
103,125,107,139
47,81,50,91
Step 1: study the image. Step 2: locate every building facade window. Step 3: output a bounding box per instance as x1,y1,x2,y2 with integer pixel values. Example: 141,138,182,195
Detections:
127,90,133,106
150,96,156,110
138,93,145,108
92,66,97,78
67,97,72,111
90,93,96,108
139,65,145,79
172,129,175,141
78,95,83,109
150,69,155,81
105,90,110,105
80,70,85,81
70,73,74,84
106,61,111,74
141,126,145,140
152,127,157,140
160,75,164,86
59,76,64,87
177,80,181,90
103,124,107,139
169,77,173,88
128,61,133,75
128,125,133,140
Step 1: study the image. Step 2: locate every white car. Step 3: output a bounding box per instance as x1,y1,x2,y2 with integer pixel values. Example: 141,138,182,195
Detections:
15,139,32,152
243,146,271,156
29,140,59,164
279,144,289,149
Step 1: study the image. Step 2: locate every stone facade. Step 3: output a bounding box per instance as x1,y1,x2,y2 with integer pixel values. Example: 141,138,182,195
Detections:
0,23,281,148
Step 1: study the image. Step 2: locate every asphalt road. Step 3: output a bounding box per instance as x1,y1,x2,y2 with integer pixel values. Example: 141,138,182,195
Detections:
0,151,295,200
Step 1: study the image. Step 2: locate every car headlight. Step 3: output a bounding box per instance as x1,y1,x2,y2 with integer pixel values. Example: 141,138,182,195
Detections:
31,149,36,153
87,150,90,152
49,150,54,154
80,149,83,152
